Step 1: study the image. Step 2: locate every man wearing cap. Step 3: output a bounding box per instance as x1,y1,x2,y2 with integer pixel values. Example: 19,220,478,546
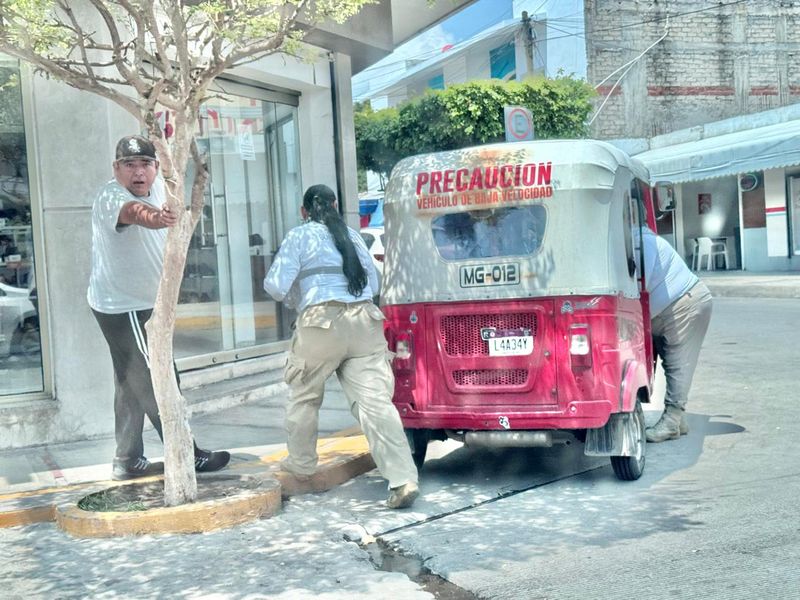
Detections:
88,135,231,480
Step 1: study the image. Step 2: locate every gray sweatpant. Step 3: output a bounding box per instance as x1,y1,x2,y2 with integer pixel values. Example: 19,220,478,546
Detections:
92,308,165,462
281,300,418,489
652,281,713,410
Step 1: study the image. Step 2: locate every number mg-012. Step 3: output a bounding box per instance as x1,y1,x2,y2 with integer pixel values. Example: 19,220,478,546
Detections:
459,263,520,287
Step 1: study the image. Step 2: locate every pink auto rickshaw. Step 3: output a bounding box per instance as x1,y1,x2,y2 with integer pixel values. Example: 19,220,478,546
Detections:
381,139,668,480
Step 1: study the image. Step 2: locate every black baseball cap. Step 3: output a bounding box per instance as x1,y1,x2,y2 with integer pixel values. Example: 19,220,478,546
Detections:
115,135,157,161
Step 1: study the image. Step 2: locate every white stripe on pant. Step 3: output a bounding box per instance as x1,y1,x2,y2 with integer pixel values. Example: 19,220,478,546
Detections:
92,308,164,461
652,281,713,410
282,300,418,489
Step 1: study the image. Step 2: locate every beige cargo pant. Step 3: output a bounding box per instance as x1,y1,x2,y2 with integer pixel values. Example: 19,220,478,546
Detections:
282,300,418,489
652,281,713,410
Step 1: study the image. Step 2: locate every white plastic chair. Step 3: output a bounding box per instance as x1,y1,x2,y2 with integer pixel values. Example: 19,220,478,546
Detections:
696,236,728,270
688,238,699,270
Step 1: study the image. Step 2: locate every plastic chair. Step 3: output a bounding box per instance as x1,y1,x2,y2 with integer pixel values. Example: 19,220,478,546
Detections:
696,236,728,270
688,238,699,270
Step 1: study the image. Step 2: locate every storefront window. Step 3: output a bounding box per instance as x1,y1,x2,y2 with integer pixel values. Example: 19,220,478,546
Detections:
174,90,301,362
0,58,43,395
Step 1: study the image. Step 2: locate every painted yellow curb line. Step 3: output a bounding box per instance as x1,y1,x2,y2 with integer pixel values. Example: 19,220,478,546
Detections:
0,505,55,529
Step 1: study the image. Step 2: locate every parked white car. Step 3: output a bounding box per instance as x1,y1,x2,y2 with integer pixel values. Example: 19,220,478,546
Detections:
0,281,39,359
360,226,385,298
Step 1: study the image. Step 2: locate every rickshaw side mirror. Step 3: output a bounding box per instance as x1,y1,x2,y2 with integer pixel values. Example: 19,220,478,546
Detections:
654,181,676,212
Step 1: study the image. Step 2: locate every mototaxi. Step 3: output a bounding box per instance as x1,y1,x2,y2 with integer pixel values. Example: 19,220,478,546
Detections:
380,139,666,480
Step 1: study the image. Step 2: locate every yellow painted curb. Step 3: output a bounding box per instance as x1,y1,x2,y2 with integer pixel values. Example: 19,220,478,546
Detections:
1,430,375,532
275,453,377,497
56,476,281,538
0,505,55,528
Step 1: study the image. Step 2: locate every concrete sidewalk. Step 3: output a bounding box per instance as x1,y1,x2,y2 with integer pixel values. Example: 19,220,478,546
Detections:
1,269,797,525
0,380,361,519
699,270,800,298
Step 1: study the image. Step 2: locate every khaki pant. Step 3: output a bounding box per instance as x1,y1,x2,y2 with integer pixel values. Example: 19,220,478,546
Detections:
652,281,713,410
282,301,418,489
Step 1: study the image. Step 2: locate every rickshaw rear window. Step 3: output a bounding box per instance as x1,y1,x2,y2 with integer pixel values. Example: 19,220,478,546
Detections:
432,205,546,260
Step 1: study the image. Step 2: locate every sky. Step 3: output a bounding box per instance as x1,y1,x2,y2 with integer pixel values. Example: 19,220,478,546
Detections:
352,0,514,99
351,0,586,101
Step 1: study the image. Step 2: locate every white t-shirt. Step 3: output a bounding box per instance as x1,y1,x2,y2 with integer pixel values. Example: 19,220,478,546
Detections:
87,179,166,313
635,227,699,318
263,221,378,311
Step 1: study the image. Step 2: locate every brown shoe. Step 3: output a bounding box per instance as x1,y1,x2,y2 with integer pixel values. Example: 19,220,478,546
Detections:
646,405,683,443
387,482,419,509
278,458,313,482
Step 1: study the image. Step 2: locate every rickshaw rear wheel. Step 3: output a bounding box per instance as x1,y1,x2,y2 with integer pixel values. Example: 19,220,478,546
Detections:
610,400,646,481
405,428,430,470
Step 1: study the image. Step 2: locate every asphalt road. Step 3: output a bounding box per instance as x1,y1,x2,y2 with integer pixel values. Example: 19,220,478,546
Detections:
2,297,798,599
316,296,800,599
371,297,800,599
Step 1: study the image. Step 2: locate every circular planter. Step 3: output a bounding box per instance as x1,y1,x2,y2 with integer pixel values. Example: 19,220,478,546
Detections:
56,474,281,538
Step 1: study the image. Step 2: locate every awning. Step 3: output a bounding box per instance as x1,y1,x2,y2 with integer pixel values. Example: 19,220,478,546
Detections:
633,119,800,183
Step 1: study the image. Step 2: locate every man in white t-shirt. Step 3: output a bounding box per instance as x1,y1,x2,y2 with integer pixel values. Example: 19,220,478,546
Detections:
636,226,713,443
87,135,230,480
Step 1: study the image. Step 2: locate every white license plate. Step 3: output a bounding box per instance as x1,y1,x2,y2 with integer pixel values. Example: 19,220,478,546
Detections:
488,335,534,356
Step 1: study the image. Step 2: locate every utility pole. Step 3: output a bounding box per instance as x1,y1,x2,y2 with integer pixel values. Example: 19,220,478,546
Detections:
521,11,534,77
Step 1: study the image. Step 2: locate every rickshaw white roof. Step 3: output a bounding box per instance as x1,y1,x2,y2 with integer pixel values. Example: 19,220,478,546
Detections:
387,139,651,197
381,139,645,304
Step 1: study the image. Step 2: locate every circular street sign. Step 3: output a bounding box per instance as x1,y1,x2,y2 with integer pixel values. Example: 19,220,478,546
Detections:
506,107,533,141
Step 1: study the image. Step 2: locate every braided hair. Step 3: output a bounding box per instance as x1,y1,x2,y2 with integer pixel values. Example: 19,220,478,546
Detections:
303,184,367,297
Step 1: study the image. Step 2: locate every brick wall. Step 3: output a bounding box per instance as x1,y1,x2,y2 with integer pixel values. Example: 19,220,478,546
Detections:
585,0,800,138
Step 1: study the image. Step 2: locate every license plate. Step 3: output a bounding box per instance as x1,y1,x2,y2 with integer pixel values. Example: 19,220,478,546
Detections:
488,335,534,356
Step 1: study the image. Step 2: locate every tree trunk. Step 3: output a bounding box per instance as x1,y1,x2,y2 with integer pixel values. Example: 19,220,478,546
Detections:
146,212,197,506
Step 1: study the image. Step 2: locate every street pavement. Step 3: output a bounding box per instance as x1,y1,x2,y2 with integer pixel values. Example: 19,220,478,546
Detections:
0,269,797,499
0,269,798,599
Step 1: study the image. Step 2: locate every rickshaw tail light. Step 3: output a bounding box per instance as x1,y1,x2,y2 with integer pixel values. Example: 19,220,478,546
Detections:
395,332,413,361
375,254,384,262
569,324,592,368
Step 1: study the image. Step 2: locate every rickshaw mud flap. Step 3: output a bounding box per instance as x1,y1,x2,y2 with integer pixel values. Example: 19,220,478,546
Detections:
584,411,639,456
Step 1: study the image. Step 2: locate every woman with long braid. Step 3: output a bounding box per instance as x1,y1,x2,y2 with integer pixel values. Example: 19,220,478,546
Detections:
264,184,419,509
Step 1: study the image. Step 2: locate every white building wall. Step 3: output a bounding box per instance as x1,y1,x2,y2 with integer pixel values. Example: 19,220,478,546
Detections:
5,50,341,448
465,47,491,80
26,75,137,443
443,55,468,85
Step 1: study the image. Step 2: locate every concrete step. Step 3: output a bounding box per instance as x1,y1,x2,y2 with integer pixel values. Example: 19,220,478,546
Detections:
184,369,287,417
181,353,286,390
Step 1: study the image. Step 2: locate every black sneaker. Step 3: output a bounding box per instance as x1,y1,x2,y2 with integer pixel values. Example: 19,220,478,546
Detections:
112,456,164,481
194,448,231,472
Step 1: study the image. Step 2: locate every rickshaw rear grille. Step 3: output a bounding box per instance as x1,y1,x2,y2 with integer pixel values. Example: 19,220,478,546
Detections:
440,313,537,356
453,369,528,386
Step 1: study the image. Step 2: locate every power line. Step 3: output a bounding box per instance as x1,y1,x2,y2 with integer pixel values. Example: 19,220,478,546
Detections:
562,0,751,43
362,0,751,82
589,19,671,125
356,0,756,99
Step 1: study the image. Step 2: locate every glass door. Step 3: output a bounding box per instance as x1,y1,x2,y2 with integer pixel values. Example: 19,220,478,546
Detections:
175,90,301,362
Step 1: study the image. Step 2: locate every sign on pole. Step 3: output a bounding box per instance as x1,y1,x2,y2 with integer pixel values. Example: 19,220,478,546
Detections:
504,106,534,142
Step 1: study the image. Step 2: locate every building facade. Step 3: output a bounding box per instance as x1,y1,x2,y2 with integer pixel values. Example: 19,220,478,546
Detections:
357,0,587,111
585,1,800,272
0,0,474,448
586,0,800,139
